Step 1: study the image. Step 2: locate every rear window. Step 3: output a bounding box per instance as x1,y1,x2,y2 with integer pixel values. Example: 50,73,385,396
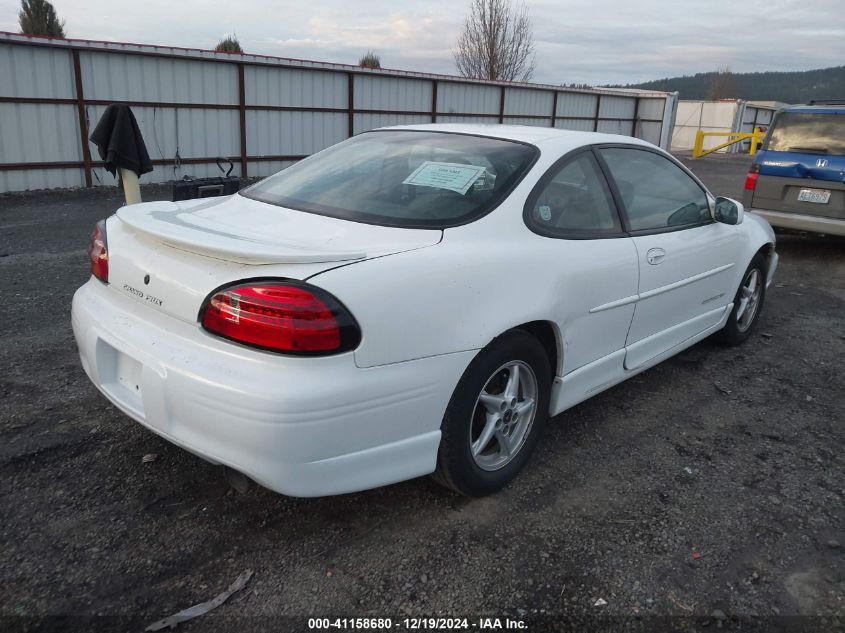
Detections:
765,112,845,155
241,130,538,228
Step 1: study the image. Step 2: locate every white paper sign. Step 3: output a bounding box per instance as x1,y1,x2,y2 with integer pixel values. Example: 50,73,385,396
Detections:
402,161,488,195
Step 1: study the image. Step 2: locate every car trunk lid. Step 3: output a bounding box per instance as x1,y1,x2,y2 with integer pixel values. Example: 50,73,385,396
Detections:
105,194,441,324
115,194,442,264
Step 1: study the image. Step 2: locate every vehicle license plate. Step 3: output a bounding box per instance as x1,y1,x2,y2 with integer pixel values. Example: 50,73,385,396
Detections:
797,189,831,204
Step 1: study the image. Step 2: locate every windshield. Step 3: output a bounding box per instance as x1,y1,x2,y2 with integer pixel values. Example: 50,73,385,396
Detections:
241,130,538,228
765,112,845,155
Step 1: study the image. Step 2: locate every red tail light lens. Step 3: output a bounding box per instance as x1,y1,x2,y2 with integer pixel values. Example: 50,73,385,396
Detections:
87,219,108,283
200,282,360,355
744,163,760,190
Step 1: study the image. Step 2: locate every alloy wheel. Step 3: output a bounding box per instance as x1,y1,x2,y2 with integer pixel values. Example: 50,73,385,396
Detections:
736,268,762,332
469,360,538,472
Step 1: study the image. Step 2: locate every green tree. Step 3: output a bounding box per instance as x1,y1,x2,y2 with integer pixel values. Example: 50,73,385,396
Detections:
19,0,66,37
215,35,243,53
359,51,381,69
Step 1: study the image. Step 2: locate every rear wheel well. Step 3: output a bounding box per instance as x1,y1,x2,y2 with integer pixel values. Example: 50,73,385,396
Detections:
513,320,559,379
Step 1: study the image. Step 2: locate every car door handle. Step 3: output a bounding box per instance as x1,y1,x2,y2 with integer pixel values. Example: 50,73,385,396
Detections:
646,248,666,265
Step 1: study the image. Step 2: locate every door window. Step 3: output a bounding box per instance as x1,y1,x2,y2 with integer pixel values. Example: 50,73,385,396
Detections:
599,148,710,232
526,151,621,236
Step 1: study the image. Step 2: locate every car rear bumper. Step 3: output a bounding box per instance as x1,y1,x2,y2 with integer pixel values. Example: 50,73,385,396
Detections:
71,279,474,497
750,208,845,237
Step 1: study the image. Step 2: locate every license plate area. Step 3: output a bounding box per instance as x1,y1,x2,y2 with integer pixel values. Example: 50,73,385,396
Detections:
797,188,831,204
96,339,144,416
115,352,142,394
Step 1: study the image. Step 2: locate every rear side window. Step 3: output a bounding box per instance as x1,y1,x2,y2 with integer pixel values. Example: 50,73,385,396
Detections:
599,148,710,232
526,152,621,236
242,130,538,229
765,112,845,155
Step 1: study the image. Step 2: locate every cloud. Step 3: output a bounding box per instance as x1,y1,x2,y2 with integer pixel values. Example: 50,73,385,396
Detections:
527,0,844,83
0,0,841,84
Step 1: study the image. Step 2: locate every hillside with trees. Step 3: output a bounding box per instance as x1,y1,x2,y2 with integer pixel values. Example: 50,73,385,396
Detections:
612,66,845,104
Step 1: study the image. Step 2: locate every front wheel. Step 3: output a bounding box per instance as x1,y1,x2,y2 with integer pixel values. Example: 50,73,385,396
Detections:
432,330,551,496
715,253,767,346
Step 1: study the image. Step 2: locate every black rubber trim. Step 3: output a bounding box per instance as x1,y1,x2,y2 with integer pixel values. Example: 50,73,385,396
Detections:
591,147,632,233
197,277,362,357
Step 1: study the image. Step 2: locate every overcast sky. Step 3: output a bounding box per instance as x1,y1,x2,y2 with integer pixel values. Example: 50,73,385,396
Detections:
1,0,842,85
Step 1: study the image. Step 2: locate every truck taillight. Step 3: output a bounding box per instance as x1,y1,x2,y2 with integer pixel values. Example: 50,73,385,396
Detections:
87,219,108,283
745,163,760,191
200,281,361,355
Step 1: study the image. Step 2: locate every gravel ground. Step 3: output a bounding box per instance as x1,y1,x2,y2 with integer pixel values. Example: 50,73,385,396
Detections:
1,155,843,632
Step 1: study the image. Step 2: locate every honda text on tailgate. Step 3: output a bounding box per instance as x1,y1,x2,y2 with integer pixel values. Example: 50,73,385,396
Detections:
743,102,845,236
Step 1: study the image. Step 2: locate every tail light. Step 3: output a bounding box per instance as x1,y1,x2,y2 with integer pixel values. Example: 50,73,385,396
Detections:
87,219,109,283
200,281,361,355
744,163,760,191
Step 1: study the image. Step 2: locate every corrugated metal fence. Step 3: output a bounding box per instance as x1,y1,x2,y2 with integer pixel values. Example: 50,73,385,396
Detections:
0,32,677,193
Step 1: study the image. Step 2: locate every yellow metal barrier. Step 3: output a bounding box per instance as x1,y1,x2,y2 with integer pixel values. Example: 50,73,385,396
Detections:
692,130,767,158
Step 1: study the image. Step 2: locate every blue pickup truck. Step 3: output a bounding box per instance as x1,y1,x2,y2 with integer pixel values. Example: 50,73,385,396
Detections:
743,102,845,236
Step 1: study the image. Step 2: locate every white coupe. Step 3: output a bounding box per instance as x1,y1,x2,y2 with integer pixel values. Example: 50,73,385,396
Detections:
72,124,778,497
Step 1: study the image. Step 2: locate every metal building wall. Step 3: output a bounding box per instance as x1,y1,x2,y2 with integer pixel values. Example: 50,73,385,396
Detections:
736,103,776,134
730,102,777,154
0,42,83,191
672,101,738,152
0,32,676,193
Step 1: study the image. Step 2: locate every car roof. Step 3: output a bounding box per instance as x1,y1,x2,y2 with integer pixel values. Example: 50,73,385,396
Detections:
782,105,845,115
376,123,657,152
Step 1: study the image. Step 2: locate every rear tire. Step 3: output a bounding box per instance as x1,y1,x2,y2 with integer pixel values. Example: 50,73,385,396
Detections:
432,330,551,496
715,253,767,346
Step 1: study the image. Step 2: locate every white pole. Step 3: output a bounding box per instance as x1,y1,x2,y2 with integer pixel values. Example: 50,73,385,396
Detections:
119,168,142,205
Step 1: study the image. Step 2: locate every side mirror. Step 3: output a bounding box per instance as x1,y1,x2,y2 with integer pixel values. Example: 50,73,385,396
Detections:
713,197,744,225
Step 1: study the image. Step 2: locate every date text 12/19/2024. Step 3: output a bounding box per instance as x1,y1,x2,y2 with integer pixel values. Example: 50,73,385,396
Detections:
307,618,528,630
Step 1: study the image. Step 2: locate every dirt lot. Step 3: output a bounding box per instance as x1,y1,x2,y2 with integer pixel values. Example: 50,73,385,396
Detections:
1,154,843,632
